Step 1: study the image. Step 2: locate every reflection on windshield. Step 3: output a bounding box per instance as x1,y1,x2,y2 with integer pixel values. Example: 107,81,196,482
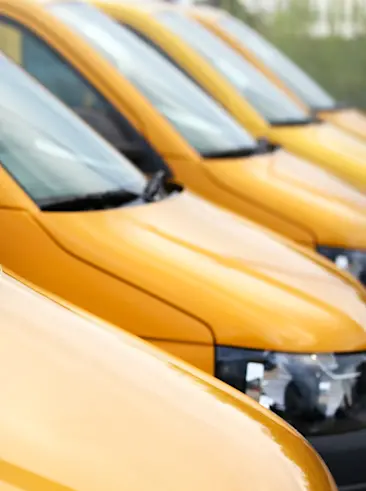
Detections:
0,55,146,206
219,16,335,111
156,11,310,125
49,2,257,156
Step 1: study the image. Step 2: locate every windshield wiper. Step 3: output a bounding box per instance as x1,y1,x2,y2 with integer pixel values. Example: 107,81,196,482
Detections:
254,137,280,155
39,188,141,212
270,115,320,127
310,101,351,114
142,170,167,202
204,140,279,159
203,146,259,159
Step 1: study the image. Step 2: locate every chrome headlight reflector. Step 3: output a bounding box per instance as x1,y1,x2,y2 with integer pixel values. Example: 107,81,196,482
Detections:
216,347,366,436
317,246,366,285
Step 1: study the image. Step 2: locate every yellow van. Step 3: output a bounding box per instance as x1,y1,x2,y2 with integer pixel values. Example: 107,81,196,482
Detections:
192,6,366,142
1,0,365,285
1,268,338,491
90,0,366,193
0,38,366,490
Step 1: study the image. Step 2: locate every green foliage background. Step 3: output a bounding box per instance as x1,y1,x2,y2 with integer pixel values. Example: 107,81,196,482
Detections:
216,0,366,108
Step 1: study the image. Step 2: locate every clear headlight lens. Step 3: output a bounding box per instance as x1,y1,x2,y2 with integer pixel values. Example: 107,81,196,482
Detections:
216,347,366,436
317,247,366,285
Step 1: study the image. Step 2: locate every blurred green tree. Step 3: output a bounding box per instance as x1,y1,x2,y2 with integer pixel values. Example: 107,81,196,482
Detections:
266,0,317,36
215,0,366,109
216,0,265,29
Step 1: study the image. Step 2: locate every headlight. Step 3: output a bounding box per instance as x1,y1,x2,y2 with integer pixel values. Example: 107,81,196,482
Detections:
216,347,366,436
317,247,366,285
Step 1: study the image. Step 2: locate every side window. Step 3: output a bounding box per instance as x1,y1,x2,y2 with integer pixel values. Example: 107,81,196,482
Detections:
0,16,171,175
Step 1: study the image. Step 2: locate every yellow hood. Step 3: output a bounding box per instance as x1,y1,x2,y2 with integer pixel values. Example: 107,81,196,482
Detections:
270,122,366,192
320,108,366,142
37,191,366,353
0,272,336,491
203,149,366,247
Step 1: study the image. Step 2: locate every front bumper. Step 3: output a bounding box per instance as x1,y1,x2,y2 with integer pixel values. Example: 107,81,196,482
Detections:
309,428,366,490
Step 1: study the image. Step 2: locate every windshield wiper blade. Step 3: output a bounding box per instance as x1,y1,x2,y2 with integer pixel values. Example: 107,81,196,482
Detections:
270,116,319,127
39,188,140,212
254,137,280,155
142,170,167,203
204,138,281,159
203,146,259,159
311,101,351,114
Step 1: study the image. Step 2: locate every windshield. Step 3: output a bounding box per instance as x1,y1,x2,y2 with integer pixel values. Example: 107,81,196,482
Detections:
219,16,336,111
0,54,146,207
48,2,256,156
155,11,309,125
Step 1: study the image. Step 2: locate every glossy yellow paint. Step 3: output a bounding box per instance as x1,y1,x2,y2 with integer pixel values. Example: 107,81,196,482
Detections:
94,1,366,192
1,2,366,374
0,269,337,491
193,7,366,142
3,163,366,355
1,0,365,253
191,7,307,109
319,108,366,141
